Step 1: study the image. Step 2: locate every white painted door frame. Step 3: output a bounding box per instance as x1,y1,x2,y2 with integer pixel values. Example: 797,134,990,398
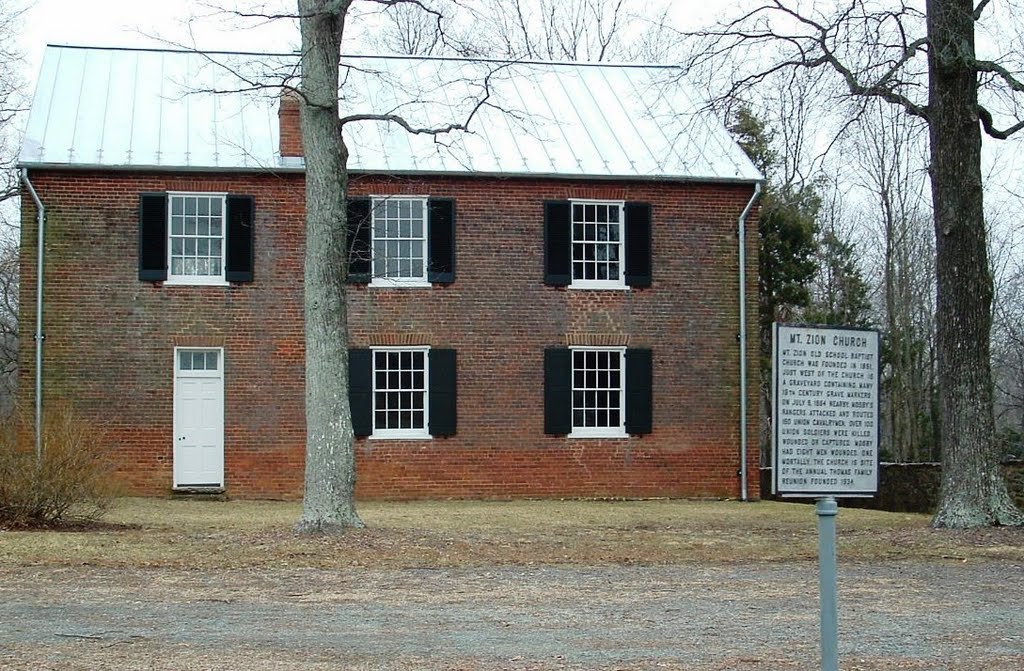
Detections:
173,347,225,489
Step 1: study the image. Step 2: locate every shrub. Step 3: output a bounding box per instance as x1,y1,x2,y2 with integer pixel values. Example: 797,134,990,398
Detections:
0,405,119,528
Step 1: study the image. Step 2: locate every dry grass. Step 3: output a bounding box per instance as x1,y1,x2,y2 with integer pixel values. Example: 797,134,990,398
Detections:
0,497,1021,569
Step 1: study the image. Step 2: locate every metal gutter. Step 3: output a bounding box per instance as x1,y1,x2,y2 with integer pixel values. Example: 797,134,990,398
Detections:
738,181,762,502
16,162,762,185
20,168,45,462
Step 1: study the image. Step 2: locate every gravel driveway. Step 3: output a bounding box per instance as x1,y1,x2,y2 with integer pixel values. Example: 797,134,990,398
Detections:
1,560,1021,670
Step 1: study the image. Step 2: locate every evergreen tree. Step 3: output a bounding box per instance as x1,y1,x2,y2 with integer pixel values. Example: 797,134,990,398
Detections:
804,229,873,328
729,109,819,361
730,108,819,463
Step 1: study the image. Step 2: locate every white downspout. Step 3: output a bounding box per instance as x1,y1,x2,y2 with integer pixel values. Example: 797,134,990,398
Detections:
738,181,762,502
21,169,45,462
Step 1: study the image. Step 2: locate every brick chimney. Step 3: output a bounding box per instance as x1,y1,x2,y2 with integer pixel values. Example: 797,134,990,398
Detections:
278,88,304,158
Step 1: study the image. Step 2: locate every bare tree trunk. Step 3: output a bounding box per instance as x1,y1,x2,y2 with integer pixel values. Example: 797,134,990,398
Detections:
295,0,363,533
851,101,935,464
928,0,1021,527
881,186,904,461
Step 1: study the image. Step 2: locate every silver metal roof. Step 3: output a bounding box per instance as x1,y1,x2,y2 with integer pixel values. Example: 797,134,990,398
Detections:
20,45,761,182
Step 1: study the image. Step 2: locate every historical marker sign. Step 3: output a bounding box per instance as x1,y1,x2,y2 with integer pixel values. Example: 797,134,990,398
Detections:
772,324,880,498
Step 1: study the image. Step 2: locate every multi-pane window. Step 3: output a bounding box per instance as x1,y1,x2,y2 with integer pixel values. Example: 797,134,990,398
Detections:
373,348,429,437
372,197,428,284
544,346,651,437
178,349,220,372
572,347,625,437
169,193,226,282
571,201,624,287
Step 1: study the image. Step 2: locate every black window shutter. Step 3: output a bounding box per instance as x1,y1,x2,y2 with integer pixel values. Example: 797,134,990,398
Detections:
544,201,571,286
625,348,653,435
225,195,255,283
544,348,572,435
428,349,457,436
139,193,168,281
427,199,456,284
348,348,373,437
624,202,652,288
346,198,372,283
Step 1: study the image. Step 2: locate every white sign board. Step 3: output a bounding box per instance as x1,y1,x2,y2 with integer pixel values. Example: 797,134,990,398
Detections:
772,324,880,497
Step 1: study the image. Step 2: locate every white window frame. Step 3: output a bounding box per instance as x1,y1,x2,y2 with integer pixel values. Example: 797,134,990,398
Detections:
165,191,229,287
370,345,432,440
369,195,431,288
569,199,627,290
174,347,223,377
569,346,627,439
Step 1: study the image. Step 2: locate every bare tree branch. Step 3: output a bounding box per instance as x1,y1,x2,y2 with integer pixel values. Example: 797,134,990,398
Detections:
972,56,1024,138
338,61,503,140
977,108,1024,140
685,1,930,120
0,0,21,412
973,58,1024,93
370,0,663,62
0,184,16,204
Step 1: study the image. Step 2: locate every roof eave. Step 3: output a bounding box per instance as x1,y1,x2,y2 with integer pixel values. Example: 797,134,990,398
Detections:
18,162,762,184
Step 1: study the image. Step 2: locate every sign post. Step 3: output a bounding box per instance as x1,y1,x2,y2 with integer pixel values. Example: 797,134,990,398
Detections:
772,324,880,671
816,496,839,671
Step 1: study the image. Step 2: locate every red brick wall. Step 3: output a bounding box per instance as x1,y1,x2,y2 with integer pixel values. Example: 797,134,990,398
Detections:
20,169,760,500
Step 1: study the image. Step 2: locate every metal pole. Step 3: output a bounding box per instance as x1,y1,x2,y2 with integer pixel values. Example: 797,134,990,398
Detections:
737,181,761,501
817,496,839,671
21,169,46,463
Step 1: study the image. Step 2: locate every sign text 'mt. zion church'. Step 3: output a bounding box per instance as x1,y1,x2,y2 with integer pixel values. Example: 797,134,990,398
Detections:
772,325,880,498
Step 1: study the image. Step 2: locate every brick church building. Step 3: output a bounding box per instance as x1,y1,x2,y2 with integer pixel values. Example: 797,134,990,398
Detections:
19,45,762,499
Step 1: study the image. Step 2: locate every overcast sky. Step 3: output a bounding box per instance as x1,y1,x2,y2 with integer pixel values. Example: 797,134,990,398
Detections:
14,1,731,82
18,1,300,79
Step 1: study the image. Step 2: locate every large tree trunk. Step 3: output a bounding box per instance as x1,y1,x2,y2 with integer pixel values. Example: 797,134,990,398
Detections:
927,0,1022,528
295,0,364,533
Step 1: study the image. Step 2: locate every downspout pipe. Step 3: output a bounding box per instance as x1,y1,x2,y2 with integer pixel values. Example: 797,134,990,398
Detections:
20,169,45,463
738,181,762,502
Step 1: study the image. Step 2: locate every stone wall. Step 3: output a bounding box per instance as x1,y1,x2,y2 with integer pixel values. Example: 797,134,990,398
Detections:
761,460,1024,514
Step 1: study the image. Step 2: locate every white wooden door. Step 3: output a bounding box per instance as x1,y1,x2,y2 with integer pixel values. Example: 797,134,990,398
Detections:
173,348,224,488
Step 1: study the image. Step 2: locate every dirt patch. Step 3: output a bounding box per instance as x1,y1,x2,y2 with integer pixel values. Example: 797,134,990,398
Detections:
1,499,1022,669
0,519,138,532
0,561,1021,670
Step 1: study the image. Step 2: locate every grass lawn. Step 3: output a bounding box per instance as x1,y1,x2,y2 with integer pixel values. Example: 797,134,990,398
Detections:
1,497,1021,569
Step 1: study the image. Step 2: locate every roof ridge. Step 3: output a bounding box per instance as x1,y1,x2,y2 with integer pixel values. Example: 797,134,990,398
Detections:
43,44,684,70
